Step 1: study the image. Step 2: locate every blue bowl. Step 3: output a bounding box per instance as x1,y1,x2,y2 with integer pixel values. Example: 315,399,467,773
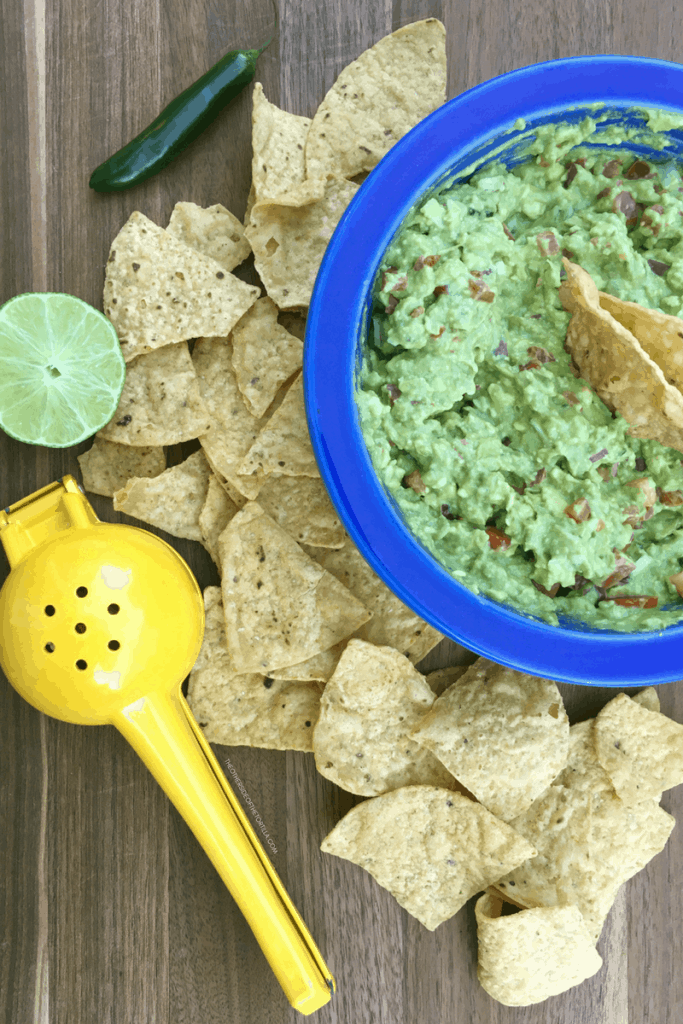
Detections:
304,55,683,686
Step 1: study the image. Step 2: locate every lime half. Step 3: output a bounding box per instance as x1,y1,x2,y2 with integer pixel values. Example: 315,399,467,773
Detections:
0,292,126,448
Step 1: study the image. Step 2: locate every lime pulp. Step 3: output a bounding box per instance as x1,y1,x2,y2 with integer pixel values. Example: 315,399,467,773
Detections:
0,292,126,448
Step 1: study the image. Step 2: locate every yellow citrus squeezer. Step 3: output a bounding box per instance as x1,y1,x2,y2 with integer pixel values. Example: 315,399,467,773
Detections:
0,475,334,1014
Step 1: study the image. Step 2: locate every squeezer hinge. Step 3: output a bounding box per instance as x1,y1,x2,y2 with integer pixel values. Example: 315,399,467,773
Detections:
0,475,98,570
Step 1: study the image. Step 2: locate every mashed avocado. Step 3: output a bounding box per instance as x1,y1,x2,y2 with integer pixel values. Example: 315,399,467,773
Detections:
357,111,683,631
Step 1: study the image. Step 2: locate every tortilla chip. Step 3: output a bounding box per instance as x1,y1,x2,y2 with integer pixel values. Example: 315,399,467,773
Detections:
166,201,251,272
218,502,370,674
245,176,358,308
192,336,271,499
103,211,260,361
113,449,211,542
566,689,662,779
269,642,347,683
425,663,472,697
494,715,675,942
304,20,447,181
308,540,444,662
565,687,660,752
258,177,327,206
403,626,444,666
554,717,611,793
199,475,240,566
598,290,683,393
594,692,683,805
277,309,307,342
273,537,444,683
313,639,457,796
321,787,537,931
244,182,256,228
255,474,345,548
271,539,443,683
187,587,321,750
231,297,303,418
631,686,661,713
77,437,165,497
200,450,248,508
475,894,602,1006
559,258,683,453
238,371,319,479
251,83,312,202
221,478,250,509
411,660,569,822
98,342,212,446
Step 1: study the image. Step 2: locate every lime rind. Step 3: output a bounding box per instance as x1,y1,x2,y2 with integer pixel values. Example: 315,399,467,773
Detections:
0,292,126,447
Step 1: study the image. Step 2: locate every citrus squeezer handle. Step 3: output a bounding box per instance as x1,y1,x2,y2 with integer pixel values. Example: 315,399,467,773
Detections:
112,689,333,1015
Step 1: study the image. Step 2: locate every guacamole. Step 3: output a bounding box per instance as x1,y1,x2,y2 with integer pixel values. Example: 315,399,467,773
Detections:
357,110,683,631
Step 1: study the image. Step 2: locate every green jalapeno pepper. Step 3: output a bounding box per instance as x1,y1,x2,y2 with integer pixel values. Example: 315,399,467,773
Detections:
90,38,271,192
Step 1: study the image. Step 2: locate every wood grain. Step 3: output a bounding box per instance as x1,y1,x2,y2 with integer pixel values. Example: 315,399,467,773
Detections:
2,0,683,1021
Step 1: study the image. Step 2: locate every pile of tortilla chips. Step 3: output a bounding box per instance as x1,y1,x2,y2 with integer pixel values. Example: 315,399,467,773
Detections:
79,20,448,698
320,672,681,1006
77,19,682,1009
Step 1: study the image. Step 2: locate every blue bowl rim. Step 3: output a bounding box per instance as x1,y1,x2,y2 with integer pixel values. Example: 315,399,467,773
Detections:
304,54,683,686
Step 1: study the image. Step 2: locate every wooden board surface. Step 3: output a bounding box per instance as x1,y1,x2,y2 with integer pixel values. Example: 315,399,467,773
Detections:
2,0,683,1021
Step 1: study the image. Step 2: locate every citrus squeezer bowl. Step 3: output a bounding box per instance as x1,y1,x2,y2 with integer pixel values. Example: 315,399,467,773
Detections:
0,475,334,1014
